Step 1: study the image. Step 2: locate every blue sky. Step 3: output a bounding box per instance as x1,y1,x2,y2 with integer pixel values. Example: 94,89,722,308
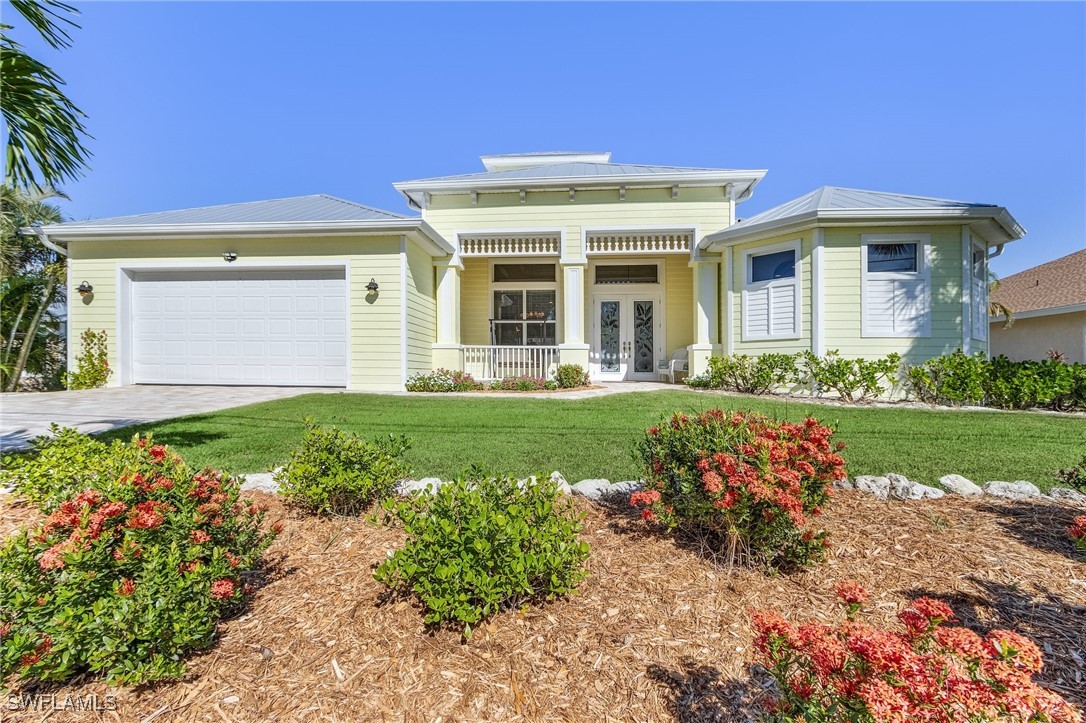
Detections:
7,1,1084,276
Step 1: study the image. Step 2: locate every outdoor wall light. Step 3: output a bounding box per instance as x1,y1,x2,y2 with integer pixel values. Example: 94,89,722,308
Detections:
222,252,238,263
366,278,379,292
76,281,94,297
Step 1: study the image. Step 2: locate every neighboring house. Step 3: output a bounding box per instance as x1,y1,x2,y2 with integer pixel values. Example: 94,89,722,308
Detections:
38,152,1025,391
989,249,1086,363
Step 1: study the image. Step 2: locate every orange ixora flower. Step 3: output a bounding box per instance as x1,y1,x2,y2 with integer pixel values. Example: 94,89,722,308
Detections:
209,578,236,600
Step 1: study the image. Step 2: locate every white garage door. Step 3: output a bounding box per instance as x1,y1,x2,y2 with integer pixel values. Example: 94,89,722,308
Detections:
130,268,347,386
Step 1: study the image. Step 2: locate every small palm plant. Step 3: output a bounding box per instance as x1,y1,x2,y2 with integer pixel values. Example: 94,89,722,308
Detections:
988,272,1014,329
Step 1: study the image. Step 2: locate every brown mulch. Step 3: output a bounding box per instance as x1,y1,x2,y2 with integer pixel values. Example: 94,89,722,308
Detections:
1,493,1084,722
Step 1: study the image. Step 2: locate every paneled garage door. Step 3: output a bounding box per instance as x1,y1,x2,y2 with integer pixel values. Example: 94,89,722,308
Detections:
130,268,347,386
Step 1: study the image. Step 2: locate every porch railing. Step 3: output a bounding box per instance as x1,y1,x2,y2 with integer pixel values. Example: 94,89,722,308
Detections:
463,345,560,381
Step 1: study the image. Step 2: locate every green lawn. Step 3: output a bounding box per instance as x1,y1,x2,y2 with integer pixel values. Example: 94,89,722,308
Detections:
99,391,1086,489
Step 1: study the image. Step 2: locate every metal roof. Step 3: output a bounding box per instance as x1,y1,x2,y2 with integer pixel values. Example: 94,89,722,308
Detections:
400,161,753,184
55,194,411,228
701,186,1023,248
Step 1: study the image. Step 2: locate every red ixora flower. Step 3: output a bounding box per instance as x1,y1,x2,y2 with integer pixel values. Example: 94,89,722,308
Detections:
1068,515,1086,540
148,444,168,463
128,500,171,529
190,529,211,545
835,580,870,606
210,578,236,600
117,578,136,596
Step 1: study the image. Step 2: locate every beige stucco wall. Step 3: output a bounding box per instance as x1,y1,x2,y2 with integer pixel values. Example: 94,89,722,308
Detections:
990,311,1086,363
66,235,414,392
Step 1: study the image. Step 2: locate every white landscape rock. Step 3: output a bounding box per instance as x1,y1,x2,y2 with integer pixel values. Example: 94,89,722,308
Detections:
396,477,443,495
983,481,1041,500
886,473,945,501
939,474,984,497
240,472,280,494
853,475,891,501
1046,487,1086,505
549,471,572,494
571,478,642,501
833,477,854,490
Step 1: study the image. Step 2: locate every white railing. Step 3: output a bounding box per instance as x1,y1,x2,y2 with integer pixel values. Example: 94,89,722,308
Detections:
460,235,561,257
463,345,560,381
587,231,692,254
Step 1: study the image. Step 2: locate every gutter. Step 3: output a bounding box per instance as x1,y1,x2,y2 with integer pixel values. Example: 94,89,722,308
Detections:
21,226,68,257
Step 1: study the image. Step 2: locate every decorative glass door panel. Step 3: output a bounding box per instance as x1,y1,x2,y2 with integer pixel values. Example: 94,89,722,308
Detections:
592,295,661,381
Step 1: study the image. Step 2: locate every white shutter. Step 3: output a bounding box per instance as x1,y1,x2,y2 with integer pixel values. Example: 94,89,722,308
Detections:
744,286,771,338
865,278,897,335
864,277,929,336
893,278,927,335
770,281,798,336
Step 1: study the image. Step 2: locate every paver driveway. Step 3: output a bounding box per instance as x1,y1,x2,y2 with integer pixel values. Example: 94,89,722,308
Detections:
0,386,326,452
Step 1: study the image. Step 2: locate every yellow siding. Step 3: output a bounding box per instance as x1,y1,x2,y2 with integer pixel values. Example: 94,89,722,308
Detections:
822,225,966,362
460,257,490,346
728,232,814,354
664,256,694,356
66,235,408,392
405,239,436,377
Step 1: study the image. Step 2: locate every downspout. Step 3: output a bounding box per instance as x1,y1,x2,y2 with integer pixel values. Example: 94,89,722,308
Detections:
23,226,68,257
987,243,1004,260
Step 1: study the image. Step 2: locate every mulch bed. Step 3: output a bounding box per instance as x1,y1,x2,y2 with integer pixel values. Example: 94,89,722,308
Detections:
2,492,1084,721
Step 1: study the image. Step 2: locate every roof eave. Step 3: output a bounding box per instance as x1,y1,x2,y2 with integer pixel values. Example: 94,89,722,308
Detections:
38,218,454,255
700,207,1024,251
393,169,769,207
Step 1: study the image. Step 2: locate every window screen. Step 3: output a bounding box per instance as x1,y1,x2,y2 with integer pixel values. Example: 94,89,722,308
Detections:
594,264,659,285
493,263,556,283
750,250,796,283
867,243,918,273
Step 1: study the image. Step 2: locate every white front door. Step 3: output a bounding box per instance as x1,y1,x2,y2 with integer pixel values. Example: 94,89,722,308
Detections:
590,294,662,381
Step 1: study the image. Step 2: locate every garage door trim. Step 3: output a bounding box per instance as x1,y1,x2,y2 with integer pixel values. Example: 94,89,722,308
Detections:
117,259,351,387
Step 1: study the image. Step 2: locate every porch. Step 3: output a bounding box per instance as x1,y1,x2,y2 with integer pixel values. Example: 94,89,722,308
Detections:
431,228,720,382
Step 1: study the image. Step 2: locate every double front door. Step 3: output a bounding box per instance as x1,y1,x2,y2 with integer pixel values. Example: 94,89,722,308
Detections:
591,294,661,381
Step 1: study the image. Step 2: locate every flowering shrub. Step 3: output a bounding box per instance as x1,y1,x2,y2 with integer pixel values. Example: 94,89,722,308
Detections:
630,410,845,570
0,438,279,684
374,471,589,638
489,375,558,391
753,583,1081,722
1069,515,1086,553
1055,455,1086,493
405,368,484,392
800,350,902,402
276,420,410,516
555,363,590,389
65,329,112,390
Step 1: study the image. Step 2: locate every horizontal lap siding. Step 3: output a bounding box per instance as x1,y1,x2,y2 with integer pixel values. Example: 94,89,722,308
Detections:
664,256,694,356
823,225,965,363
405,240,436,377
461,258,490,346
729,232,813,354
66,235,406,392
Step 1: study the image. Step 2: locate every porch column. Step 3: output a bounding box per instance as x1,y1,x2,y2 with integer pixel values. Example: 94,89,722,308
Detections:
689,257,721,377
559,258,590,369
432,258,463,370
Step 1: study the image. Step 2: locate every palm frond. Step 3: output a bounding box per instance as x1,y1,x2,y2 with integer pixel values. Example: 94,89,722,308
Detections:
7,0,80,50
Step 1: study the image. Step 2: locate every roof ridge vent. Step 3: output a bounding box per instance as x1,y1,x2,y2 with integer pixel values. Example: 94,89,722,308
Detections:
480,151,612,172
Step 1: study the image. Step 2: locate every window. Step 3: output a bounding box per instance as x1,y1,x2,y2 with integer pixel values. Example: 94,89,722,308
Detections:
594,264,659,285
742,242,801,340
971,243,988,341
861,235,930,337
867,243,918,273
493,263,555,283
750,250,796,283
492,289,557,346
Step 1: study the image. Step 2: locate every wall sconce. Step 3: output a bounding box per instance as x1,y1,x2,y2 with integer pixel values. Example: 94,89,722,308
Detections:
223,252,238,263
366,278,379,292
76,281,94,297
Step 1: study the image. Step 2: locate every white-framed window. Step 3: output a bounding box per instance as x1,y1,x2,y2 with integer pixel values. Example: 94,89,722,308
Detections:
741,240,801,340
971,242,988,341
490,262,558,346
861,233,931,337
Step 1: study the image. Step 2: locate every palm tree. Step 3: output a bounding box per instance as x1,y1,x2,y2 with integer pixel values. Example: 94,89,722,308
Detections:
988,272,1014,329
0,185,67,391
1,0,91,190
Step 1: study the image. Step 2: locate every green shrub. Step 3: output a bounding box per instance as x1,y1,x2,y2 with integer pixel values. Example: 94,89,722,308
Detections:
374,471,590,637
799,350,901,402
1055,455,1086,493
906,350,986,405
907,351,1085,411
0,437,278,684
0,425,190,512
65,330,112,390
631,410,845,570
554,363,590,389
702,353,799,394
275,420,410,516
405,368,484,392
488,375,558,391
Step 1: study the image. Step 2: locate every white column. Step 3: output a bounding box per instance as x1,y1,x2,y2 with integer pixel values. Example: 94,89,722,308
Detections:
433,259,463,371
559,258,589,369
692,259,719,346
724,247,734,355
961,227,972,354
811,228,825,356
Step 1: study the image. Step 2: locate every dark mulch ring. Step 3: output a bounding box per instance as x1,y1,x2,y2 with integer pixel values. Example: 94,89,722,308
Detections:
1,491,1084,721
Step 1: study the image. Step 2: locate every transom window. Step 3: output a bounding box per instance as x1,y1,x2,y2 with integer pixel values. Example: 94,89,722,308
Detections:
750,249,796,283
867,243,918,273
594,264,659,285
493,263,555,283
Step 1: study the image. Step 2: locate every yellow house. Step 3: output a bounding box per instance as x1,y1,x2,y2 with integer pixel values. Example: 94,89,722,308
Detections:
40,152,1026,391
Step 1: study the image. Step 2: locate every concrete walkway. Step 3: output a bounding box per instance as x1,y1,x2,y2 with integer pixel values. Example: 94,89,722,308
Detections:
0,386,325,452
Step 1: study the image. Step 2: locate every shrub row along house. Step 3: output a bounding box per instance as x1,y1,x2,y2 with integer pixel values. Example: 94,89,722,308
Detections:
38,152,1025,390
